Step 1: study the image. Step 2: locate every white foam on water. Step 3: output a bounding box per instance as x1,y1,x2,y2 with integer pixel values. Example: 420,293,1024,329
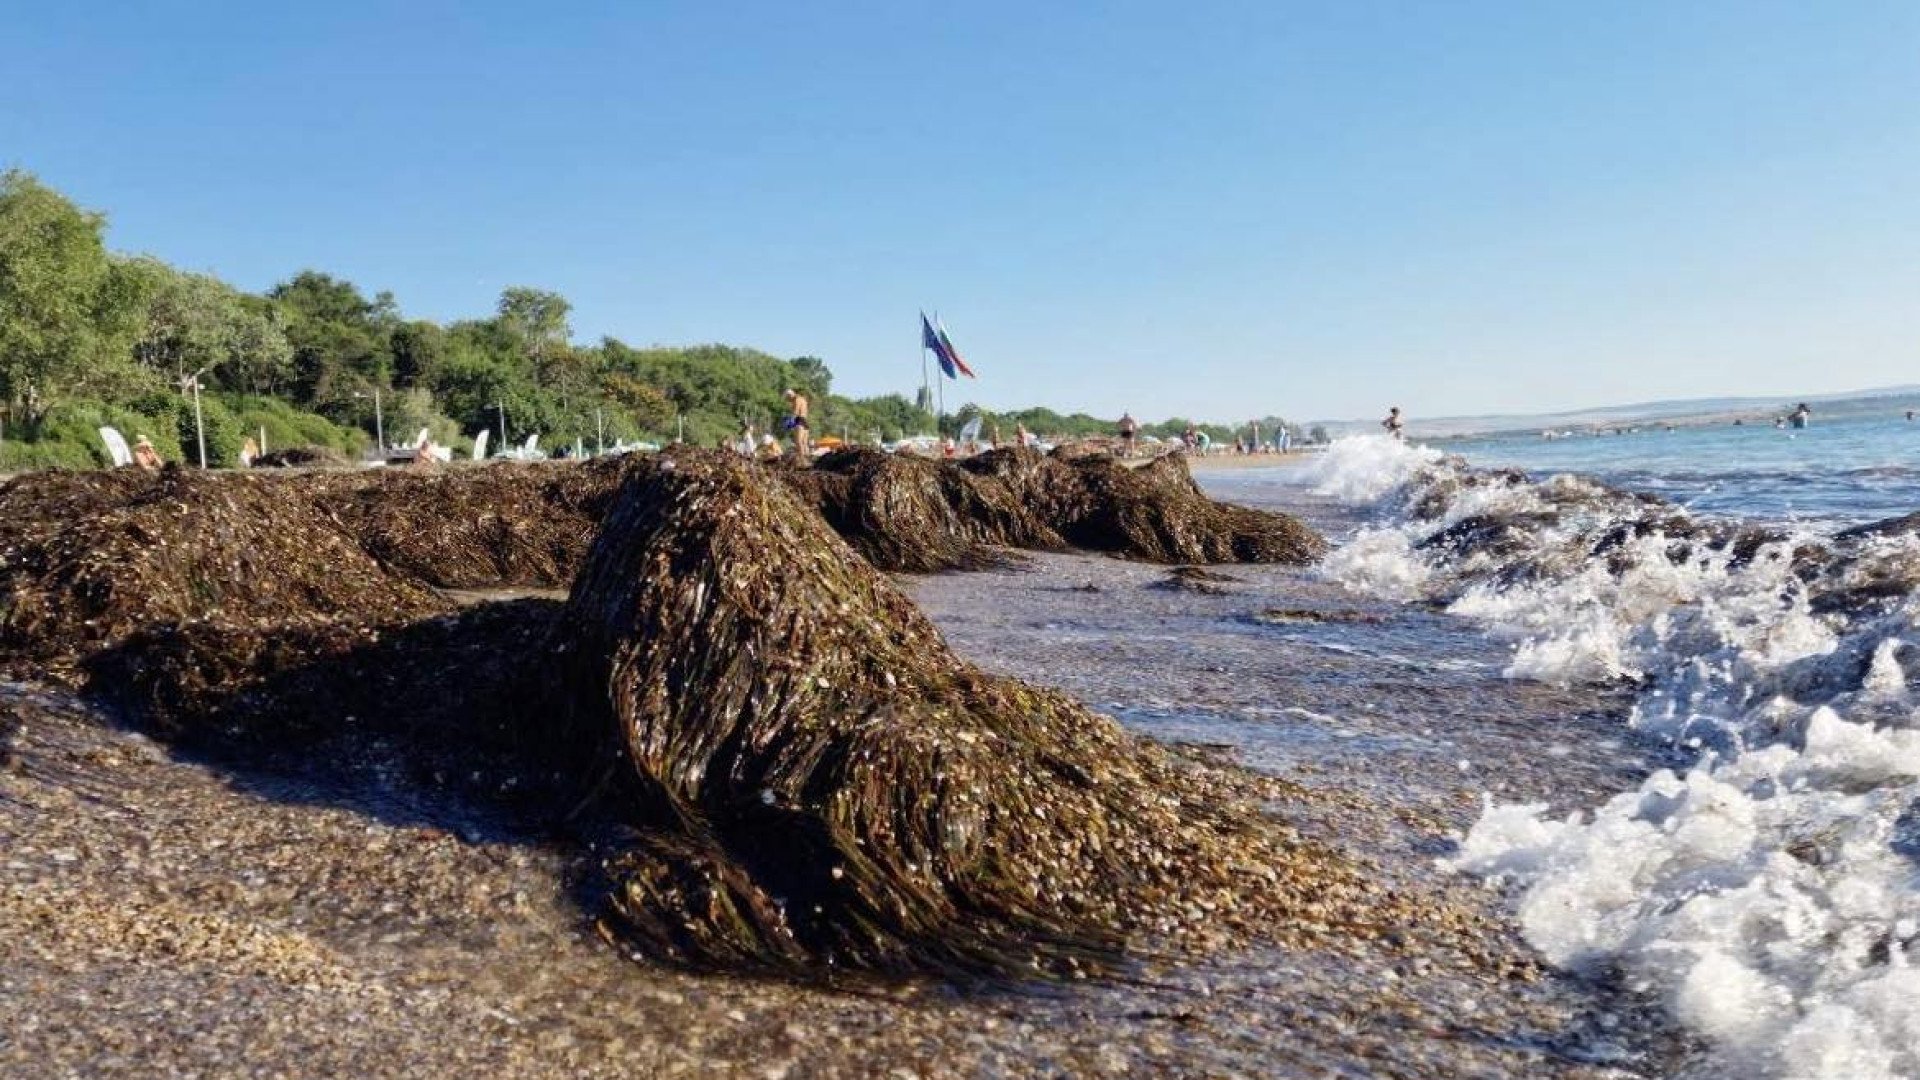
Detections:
1315,438,1920,1077
1319,527,1432,601
1301,434,1444,504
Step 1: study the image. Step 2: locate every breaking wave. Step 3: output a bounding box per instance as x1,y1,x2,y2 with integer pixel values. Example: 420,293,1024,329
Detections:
1310,436,1920,1078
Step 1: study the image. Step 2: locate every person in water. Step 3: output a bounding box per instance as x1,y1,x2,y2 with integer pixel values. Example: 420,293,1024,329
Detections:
1382,407,1405,441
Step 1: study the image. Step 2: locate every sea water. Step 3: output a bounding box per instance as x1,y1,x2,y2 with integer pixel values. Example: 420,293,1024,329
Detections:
1445,412,1920,526
1231,419,1920,1078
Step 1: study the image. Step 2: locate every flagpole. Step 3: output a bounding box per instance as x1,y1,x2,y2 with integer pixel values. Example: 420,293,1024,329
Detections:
935,310,945,440
920,313,932,435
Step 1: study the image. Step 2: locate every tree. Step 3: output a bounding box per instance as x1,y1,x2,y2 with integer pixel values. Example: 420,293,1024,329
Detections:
389,320,449,389
788,355,831,399
600,372,674,432
0,170,150,424
124,258,293,394
269,270,392,403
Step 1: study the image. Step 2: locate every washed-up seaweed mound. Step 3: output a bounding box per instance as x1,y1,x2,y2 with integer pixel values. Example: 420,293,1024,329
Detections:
1049,453,1327,564
788,446,1063,571
1,454,1369,983
0,466,446,681
251,446,352,469
305,459,631,589
780,446,1324,571
0,461,651,684
555,449,1374,978
82,600,573,814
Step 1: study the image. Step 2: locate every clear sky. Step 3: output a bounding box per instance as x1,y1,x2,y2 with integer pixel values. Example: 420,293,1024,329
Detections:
6,1,1918,423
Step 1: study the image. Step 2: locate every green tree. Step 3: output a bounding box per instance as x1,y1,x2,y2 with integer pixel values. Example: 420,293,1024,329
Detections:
269,270,393,404
788,355,831,399
389,319,449,389
0,170,151,425
124,258,295,395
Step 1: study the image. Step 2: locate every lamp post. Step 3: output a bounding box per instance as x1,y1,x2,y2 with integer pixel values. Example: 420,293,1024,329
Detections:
353,388,385,454
179,367,209,468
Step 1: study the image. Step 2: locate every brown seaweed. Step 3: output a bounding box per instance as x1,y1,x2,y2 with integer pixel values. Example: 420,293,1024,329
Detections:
550,449,1383,978
0,451,1377,983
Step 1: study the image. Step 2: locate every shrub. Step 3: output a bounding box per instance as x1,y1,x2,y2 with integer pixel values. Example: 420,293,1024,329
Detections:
223,395,367,458
29,398,186,466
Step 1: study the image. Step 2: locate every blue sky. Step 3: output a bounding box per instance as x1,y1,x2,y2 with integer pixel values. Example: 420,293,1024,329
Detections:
6,1,1917,423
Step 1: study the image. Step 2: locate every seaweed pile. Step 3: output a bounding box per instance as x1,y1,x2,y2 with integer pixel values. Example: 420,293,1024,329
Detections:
553,451,1384,977
0,451,1378,981
250,446,352,469
0,466,446,682
1043,452,1326,563
303,458,628,589
789,445,1325,571
780,447,1062,571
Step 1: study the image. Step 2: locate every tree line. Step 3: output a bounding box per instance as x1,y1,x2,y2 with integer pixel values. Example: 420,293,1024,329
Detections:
0,169,1307,469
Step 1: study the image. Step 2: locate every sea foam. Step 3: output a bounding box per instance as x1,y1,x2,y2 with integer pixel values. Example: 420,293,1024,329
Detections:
1308,435,1920,1078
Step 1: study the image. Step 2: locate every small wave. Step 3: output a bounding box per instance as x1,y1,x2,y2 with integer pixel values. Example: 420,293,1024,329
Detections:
1299,435,1444,504
1314,438,1920,1076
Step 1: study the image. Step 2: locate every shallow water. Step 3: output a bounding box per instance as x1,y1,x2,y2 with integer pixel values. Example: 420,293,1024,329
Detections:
1270,435,1920,1079
905,492,1693,1075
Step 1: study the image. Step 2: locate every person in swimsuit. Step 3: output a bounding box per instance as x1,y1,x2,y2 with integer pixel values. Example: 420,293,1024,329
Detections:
1382,407,1405,441
1118,411,1138,457
783,388,811,459
132,436,164,470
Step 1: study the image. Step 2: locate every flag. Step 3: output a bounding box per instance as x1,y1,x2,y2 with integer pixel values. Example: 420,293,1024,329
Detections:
920,311,976,380
935,317,976,379
921,312,956,379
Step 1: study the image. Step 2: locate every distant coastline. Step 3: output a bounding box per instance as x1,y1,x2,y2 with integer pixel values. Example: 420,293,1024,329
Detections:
1321,384,1920,444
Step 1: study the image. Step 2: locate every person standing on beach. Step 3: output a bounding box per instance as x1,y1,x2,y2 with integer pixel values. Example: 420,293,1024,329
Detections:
783,388,811,460
1118,412,1139,457
1382,407,1405,441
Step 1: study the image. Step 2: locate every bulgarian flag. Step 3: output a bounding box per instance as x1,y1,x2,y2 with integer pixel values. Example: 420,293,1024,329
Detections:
921,312,976,379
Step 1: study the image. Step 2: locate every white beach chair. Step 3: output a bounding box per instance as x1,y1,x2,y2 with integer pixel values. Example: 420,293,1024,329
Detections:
98,426,133,467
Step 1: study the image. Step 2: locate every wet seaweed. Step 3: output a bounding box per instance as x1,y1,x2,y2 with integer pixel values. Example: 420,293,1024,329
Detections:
1153,566,1243,594
785,445,1325,571
0,450,1384,984
0,466,446,683
304,459,629,589
551,450,1383,979
782,447,1056,572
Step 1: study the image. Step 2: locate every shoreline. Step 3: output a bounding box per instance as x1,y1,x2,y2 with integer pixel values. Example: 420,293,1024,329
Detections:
0,468,1692,1077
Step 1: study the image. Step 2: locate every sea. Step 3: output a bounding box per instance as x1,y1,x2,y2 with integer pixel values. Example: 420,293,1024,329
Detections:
1200,412,1920,1078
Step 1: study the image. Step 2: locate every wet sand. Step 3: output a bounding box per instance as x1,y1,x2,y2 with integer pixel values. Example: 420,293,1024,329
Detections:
0,483,1694,1077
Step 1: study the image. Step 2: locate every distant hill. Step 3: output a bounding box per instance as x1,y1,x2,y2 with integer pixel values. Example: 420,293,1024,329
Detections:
1322,385,1920,440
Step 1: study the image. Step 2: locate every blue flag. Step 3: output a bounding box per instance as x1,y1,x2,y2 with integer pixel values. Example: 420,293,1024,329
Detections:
922,312,958,379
